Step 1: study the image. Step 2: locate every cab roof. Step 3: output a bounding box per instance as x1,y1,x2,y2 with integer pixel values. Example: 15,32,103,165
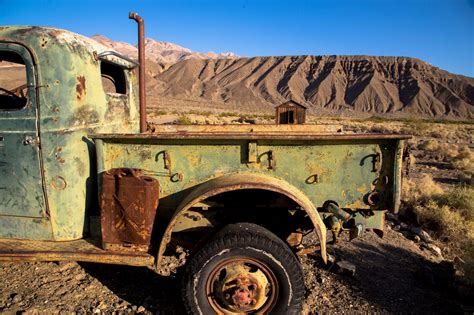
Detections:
0,26,109,54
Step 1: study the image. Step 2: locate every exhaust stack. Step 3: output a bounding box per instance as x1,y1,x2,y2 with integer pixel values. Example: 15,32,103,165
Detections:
129,12,147,133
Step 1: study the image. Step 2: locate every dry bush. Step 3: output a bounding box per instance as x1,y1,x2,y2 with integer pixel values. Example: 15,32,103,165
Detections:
402,174,444,205
452,158,474,171
451,145,473,175
418,140,472,169
370,123,401,134
414,200,474,241
174,115,193,125
434,186,474,221
457,145,473,159
400,122,426,136
402,176,474,284
418,139,440,151
438,143,459,159
403,177,473,240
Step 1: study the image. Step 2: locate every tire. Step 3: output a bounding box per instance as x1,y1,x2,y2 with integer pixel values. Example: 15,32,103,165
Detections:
182,223,305,315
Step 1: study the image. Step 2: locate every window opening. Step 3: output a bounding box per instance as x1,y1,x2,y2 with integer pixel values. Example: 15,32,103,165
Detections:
100,61,127,94
0,51,28,111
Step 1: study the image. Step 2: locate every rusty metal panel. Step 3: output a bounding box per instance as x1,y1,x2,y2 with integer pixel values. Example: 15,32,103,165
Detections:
141,124,345,134
93,130,410,140
0,238,154,266
100,168,159,251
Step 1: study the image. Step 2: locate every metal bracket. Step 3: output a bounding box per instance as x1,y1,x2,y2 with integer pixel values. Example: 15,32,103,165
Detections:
372,153,380,172
247,141,258,163
268,150,276,170
163,150,172,171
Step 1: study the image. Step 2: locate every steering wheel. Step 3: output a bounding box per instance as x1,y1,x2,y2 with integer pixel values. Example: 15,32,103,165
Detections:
0,86,28,109
11,84,28,98
1,84,28,98
0,86,25,99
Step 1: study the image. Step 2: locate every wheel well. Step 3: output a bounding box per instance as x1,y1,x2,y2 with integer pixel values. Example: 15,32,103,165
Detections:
168,189,315,255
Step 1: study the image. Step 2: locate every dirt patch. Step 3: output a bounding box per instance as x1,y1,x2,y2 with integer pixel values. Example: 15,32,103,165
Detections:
0,226,465,314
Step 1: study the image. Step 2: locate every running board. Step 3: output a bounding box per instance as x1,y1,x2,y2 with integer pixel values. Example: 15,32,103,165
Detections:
0,238,155,267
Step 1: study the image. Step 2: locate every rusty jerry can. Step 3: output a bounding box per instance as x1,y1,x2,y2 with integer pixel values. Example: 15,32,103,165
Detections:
100,168,159,252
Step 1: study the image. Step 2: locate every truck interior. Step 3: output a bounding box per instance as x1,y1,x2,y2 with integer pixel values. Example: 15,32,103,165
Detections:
0,51,28,110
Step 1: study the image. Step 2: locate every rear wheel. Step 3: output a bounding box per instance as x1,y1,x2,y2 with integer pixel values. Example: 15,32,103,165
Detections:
182,223,305,314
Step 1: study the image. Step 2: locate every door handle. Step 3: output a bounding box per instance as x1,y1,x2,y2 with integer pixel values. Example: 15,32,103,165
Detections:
23,135,39,145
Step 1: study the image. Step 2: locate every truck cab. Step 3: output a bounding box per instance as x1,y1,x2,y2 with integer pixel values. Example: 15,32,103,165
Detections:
0,26,139,241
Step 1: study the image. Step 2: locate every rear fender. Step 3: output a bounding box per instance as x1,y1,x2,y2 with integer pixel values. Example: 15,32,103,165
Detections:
156,173,327,269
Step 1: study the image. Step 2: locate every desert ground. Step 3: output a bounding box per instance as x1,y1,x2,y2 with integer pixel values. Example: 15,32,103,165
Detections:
1,113,473,314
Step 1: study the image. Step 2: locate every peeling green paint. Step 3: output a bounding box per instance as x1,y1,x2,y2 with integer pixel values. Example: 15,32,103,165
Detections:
95,137,403,216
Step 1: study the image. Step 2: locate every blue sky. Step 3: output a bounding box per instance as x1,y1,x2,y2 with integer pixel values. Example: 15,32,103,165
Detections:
1,0,473,77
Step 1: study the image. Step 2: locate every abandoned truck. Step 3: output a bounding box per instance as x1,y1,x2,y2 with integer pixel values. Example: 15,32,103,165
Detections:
0,13,410,314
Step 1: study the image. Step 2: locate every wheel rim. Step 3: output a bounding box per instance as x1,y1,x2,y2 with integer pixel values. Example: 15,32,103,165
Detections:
206,256,279,314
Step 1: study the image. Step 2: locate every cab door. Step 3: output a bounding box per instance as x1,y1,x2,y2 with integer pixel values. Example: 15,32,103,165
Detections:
0,42,48,223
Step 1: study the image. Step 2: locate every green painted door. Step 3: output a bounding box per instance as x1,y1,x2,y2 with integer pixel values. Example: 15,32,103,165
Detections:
0,42,46,218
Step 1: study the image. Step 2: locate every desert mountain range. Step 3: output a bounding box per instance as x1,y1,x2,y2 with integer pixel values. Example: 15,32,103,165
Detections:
95,35,473,119
91,35,238,64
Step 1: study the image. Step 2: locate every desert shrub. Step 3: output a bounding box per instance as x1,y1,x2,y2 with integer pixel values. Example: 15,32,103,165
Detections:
439,143,460,159
401,121,426,136
414,200,474,241
451,145,473,173
403,179,473,238
452,158,473,171
402,176,474,283
433,186,474,221
218,112,237,117
402,174,444,205
418,139,440,151
185,110,213,117
175,115,192,125
457,145,473,159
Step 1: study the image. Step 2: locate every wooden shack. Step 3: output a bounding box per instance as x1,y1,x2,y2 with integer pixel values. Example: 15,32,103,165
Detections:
275,100,306,124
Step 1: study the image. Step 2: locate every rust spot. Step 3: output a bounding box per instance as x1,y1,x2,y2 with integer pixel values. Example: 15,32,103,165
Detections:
51,176,67,190
76,76,86,100
69,106,99,126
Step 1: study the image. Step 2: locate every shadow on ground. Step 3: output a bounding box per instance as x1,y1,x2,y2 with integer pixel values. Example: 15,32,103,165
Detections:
80,263,186,314
308,232,465,314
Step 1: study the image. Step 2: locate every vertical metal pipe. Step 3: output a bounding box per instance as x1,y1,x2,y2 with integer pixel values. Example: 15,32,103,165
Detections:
129,12,147,133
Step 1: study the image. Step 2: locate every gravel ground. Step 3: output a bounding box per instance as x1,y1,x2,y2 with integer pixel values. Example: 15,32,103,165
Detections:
0,224,466,314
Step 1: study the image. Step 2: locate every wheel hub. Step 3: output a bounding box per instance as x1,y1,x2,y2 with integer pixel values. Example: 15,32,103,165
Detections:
206,257,278,314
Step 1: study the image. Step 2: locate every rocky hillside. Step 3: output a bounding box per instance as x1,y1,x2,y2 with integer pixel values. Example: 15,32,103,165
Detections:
88,35,474,119
152,56,474,119
91,35,238,64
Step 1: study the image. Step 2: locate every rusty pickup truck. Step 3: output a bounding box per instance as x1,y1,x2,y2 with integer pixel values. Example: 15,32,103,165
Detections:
0,13,410,314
